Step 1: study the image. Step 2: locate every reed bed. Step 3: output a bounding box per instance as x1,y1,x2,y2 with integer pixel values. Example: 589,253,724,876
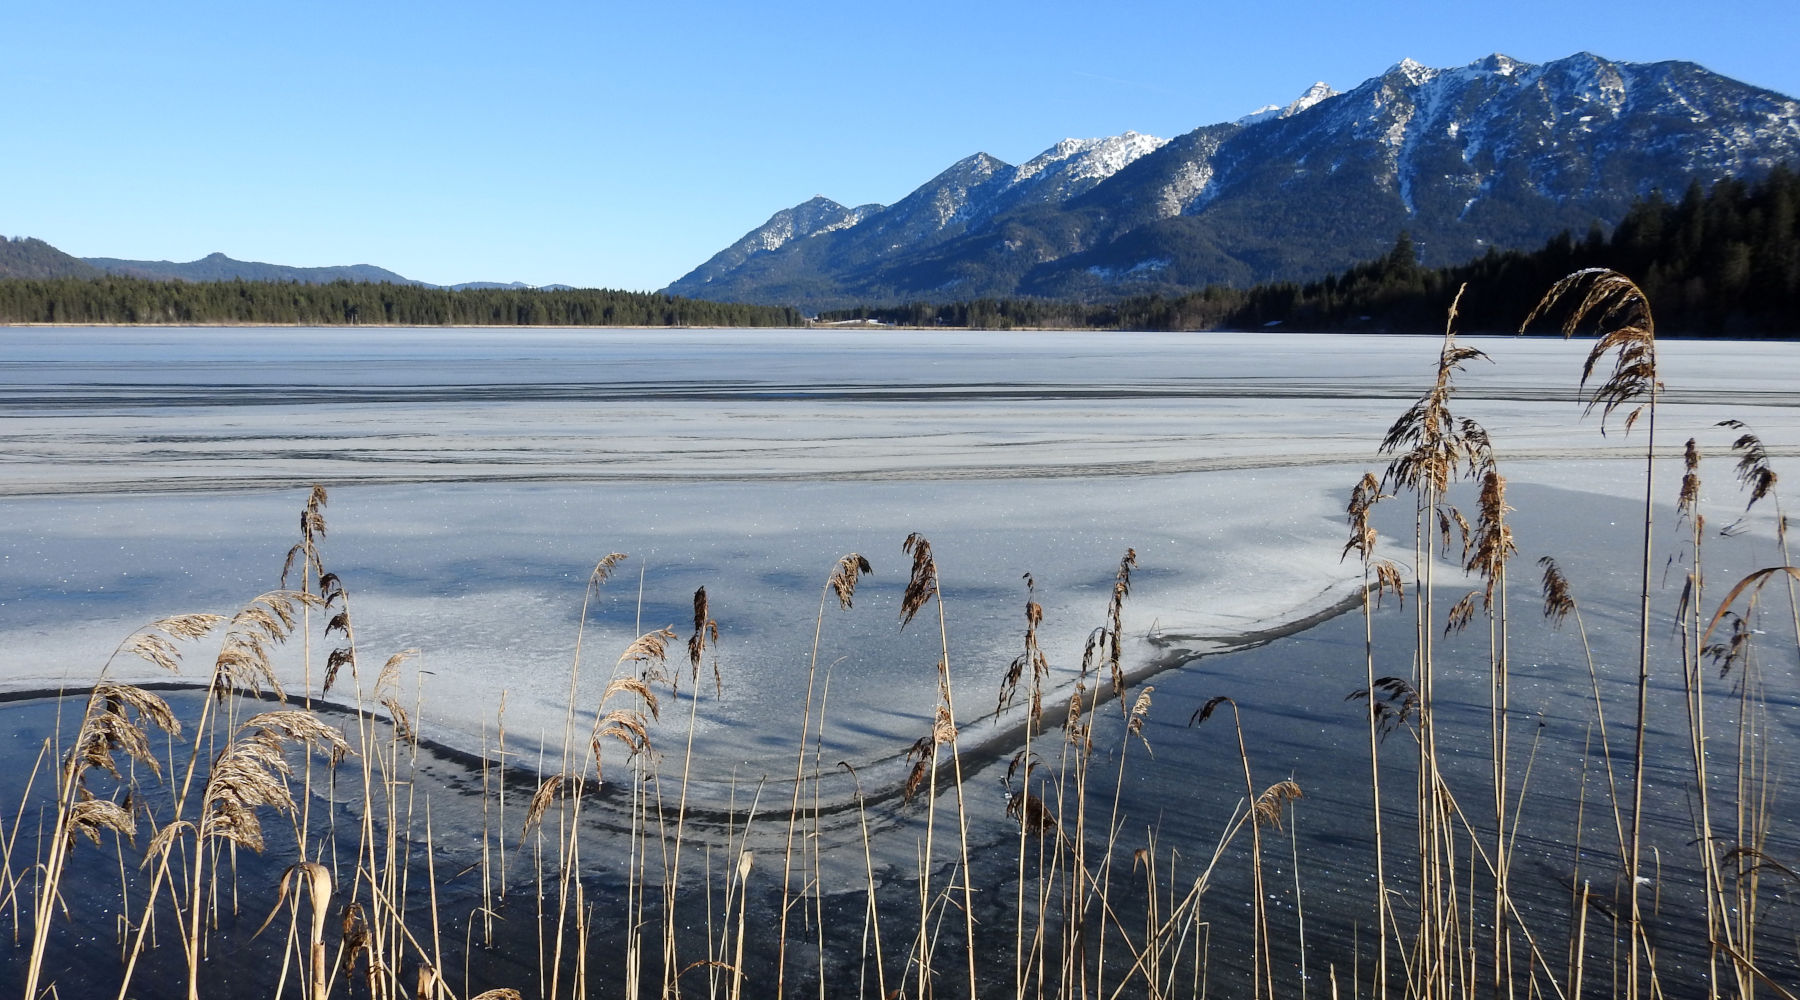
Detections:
7,269,1800,1000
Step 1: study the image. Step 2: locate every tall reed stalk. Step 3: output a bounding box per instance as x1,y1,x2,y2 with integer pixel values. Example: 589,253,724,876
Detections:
1526,267,1661,1000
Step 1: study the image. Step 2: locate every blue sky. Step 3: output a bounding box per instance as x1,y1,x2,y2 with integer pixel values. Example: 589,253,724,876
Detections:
6,0,1797,291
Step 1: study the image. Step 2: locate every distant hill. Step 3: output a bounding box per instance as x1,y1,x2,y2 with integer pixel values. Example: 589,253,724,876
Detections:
667,52,1800,308
449,280,577,291
82,251,422,285
0,237,104,280
0,240,571,290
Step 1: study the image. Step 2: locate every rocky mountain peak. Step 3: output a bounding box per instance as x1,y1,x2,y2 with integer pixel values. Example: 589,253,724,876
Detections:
666,52,1800,309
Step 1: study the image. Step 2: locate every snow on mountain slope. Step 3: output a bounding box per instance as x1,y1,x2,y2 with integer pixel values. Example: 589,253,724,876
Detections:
668,51,1800,306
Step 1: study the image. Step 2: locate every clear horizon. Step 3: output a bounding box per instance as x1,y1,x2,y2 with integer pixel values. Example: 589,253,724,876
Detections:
7,0,1797,292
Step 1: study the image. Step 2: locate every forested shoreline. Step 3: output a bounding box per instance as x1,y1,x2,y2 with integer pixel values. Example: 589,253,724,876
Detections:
0,277,803,328
3,167,1795,334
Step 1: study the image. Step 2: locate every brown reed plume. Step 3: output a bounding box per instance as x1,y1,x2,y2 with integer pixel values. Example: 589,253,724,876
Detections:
998,571,1056,1000
1464,463,1521,996
319,572,359,695
180,711,353,855
1002,751,1059,835
24,669,188,1000
157,710,351,1000
278,485,330,719
1523,268,1659,434
1253,780,1303,831
208,591,320,702
666,584,724,997
1345,676,1418,741
592,673,661,772
278,484,330,590
67,683,182,789
1465,470,1516,609
997,572,1050,720
1379,288,1492,496
110,591,322,1000
1128,686,1155,756
106,613,228,675
1107,549,1138,701
828,552,872,609
1539,557,1576,628
519,773,566,844
687,585,720,694
899,532,937,628
339,900,372,990
1715,418,1800,779
1680,438,1704,517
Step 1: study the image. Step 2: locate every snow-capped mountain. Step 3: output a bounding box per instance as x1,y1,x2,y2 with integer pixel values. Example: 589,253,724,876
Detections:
668,131,1166,299
666,52,1800,307
1236,81,1339,126
672,196,883,291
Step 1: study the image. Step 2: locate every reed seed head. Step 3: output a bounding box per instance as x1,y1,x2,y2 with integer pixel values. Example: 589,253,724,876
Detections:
201,711,351,852
1343,473,1385,565
1128,686,1155,756
1464,470,1516,608
1538,556,1576,629
340,901,370,975
1107,549,1137,700
520,773,567,842
1189,695,1230,728
1679,437,1703,516
1372,561,1406,609
1704,612,1752,677
899,533,938,629
210,591,320,702
67,798,135,848
122,614,226,674
1524,268,1659,434
617,627,677,673
1253,780,1304,830
1719,419,1779,511
828,553,873,610
1348,677,1418,739
687,586,720,686
1006,788,1059,835
903,734,936,802
1445,591,1478,635
68,682,180,788
1379,317,1493,497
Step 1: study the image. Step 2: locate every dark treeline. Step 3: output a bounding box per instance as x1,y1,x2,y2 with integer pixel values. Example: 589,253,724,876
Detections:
821,165,1800,337
0,276,803,328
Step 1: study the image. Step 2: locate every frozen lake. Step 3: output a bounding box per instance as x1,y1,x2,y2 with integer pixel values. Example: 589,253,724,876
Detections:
8,325,1800,994
5,328,1800,764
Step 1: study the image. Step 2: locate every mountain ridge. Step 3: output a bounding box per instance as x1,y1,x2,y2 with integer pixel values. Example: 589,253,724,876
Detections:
0,245,570,291
665,51,1800,308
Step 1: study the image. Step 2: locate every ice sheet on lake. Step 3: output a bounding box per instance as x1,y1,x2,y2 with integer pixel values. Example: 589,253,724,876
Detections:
3,328,1799,779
